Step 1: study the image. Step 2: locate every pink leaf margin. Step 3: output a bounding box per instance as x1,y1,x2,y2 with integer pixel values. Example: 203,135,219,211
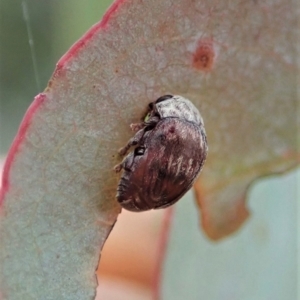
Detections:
0,94,46,206
55,0,126,72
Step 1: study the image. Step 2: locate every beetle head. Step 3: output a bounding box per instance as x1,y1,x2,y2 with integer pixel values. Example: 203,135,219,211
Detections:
148,94,173,110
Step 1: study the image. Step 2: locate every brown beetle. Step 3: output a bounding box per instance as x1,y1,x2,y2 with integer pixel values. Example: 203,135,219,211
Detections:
114,95,207,212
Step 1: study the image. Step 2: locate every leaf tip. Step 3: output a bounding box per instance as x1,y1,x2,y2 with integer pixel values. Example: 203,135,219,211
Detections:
194,184,250,240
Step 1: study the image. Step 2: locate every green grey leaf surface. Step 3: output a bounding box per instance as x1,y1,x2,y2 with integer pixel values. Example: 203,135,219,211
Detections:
162,168,299,300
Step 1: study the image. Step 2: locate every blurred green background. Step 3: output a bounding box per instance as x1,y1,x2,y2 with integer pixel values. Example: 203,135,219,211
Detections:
0,0,113,154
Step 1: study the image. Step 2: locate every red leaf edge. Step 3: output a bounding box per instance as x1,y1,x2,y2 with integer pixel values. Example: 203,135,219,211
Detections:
55,0,126,73
0,94,46,206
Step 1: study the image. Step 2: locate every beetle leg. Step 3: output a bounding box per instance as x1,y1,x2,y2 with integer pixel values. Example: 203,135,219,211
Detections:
114,151,135,172
114,162,123,173
118,128,145,156
130,115,160,132
118,115,159,156
130,122,144,132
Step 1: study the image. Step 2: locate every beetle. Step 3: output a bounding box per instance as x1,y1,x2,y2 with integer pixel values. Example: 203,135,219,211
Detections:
114,94,208,212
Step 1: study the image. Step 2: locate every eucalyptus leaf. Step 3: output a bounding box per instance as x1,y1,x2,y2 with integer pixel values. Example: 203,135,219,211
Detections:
0,0,299,298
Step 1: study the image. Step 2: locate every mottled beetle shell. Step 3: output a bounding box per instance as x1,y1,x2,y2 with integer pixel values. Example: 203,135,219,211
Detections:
115,95,207,212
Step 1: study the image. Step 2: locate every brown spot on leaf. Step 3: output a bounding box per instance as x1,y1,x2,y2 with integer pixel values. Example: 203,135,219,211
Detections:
193,39,215,71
